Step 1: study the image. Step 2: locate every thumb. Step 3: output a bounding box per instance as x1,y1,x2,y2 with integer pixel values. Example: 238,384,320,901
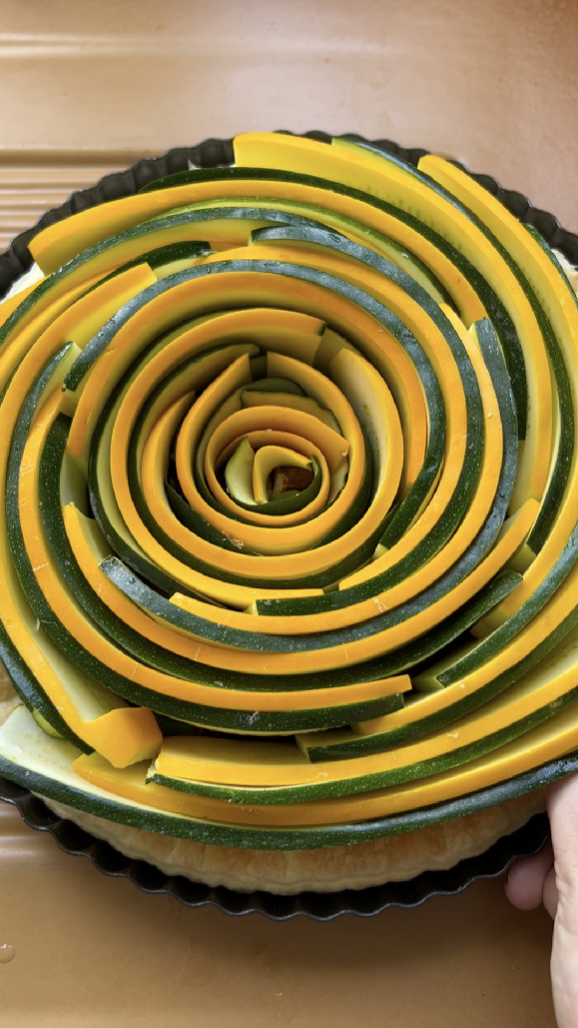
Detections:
547,773,578,1028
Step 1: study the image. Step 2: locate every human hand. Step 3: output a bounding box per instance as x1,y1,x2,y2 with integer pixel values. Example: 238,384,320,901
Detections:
506,775,578,1028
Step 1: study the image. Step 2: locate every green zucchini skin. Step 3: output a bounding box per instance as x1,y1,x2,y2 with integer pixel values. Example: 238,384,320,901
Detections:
520,226,577,552
8,175,522,471
347,138,574,554
0,218,210,357
255,315,516,619
101,557,520,682
0,621,92,752
11,396,405,733
311,596,578,757
3,210,546,705
3,147,571,851
335,138,536,439
275,211,571,695
148,684,578,806
86,339,209,602
102,535,518,658
0,704,566,850
77,269,512,662
250,221,454,556
94,239,212,280
82,254,447,596
121,348,379,588
223,456,322,516
138,163,528,438
42,415,523,705
137,190,457,306
39,413,522,727
437,520,578,688
6,207,501,620
165,480,258,551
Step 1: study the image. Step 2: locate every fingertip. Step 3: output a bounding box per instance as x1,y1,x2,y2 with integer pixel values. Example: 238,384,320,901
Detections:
505,842,554,911
505,873,541,911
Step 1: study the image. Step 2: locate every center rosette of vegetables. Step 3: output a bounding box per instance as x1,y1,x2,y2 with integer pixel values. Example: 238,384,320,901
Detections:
1,131,578,850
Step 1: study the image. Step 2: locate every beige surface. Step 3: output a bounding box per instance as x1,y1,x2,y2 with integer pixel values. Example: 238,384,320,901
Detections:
0,0,575,1023
0,0,578,246
0,802,556,1028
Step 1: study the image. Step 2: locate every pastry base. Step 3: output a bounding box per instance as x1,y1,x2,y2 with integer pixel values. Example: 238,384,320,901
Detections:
41,789,546,894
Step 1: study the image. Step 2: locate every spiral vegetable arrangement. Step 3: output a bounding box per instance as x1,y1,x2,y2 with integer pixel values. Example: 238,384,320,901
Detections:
1,131,578,853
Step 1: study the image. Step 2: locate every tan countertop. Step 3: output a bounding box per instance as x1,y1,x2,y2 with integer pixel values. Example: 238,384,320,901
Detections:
0,802,556,1028
0,0,577,232
0,1,575,1023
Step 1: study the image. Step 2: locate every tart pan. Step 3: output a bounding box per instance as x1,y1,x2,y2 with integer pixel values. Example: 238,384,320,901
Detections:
0,773,551,921
0,132,574,919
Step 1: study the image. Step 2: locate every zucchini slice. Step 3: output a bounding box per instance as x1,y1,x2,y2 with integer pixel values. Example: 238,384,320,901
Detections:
0,703,572,849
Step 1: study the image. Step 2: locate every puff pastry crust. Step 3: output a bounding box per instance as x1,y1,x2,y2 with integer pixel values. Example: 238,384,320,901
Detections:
41,789,546,894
